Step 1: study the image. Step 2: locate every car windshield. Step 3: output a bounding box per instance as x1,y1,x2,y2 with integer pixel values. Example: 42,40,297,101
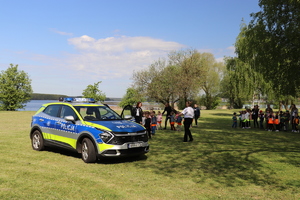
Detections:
74,105,122,121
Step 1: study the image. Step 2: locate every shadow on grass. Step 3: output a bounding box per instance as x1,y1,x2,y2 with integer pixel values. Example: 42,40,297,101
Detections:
43,145,148,164
210,113,233,117
135,115,300,189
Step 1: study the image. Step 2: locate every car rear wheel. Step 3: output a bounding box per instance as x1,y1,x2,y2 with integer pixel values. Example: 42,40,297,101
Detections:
31,130,44,151
81,138,97,163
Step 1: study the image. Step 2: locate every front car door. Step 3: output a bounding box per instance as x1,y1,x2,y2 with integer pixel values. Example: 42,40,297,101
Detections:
120,105,133,120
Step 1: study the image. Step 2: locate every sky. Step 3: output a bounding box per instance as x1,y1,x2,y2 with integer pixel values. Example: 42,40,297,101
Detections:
0,0,261,98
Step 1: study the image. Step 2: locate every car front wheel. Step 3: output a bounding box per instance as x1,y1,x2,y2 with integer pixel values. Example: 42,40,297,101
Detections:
31,130,44,151
81,138,97,163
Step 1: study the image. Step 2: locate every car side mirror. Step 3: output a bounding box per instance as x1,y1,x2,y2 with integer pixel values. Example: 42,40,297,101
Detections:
65,116,75,123
124,115,132,120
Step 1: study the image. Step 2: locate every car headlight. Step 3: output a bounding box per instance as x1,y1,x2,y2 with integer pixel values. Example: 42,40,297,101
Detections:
99,131,114,143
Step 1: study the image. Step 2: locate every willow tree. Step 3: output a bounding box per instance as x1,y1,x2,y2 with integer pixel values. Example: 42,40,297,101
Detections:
221,58,255,108
235,0,300,98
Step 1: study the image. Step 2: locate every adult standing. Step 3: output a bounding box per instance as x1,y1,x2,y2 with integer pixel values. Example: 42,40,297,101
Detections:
180,101,194,142
194,104,201,127
252,105,259,128
132,102,143,124
290,104,298,131
162,103,173,129
265,104,273,113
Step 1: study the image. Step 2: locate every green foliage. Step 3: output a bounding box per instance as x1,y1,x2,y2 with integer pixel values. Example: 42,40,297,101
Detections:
0,64,32,111
82,81,106,102
235,0,300,97
199,95,220,110
200,53,224,109
118,87,144,108
132,49,211,106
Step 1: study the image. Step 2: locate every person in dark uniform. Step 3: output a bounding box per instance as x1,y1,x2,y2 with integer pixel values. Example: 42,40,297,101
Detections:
132,102,143,124
162,103,174,129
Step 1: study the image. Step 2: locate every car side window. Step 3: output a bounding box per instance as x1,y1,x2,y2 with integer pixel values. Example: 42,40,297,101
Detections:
60,105,78,120
43,105,61,117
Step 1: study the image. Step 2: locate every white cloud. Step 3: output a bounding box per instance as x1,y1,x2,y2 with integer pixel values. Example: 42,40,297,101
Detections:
65,35,186,79
50,28,73,36
68,35,185,52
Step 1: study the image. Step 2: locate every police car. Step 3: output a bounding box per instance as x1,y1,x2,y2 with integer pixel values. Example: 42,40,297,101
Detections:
30,97,149,163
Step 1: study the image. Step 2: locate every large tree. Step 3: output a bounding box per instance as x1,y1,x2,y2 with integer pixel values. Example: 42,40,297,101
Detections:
199,53,224,109
82,81,106,102
132,49,207,107
220,57,262,109
0,64,32,111
118,87,144,108
235,0,300,97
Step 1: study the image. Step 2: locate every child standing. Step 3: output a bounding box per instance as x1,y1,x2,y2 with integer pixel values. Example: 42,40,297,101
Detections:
284,110,290,131
176,111,183,131
156,111,162,130
144,111,152,139
232,112,237,128
259,110,264,129
241,111,246,129
170,111,176,131
150,111,157,136
267,111,274,131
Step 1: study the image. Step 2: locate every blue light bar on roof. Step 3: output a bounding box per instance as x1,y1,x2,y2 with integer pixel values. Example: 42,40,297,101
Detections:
64,97,96,103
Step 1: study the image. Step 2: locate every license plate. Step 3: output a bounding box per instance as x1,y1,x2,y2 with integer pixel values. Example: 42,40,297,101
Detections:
128,143,143,148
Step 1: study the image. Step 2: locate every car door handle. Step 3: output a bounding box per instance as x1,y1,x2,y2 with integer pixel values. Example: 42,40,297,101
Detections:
39,119,44,122
56,122,61,125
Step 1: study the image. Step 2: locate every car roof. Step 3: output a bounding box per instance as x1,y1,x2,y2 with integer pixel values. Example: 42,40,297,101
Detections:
42,102,105,107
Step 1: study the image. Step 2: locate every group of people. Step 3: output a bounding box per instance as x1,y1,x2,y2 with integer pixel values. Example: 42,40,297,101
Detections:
232,104,300,132
132,102,201,142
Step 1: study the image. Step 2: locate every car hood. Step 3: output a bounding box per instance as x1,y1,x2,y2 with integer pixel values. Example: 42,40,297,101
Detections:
85,120,145,133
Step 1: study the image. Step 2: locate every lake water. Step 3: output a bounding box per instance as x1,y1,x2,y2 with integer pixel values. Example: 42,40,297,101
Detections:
20,100,54,111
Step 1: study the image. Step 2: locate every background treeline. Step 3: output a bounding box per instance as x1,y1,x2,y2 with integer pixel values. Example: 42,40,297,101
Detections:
30,93,121,101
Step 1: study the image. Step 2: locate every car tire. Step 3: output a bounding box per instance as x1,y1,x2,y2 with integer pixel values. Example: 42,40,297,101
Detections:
81,138,97,163
31,130,44,151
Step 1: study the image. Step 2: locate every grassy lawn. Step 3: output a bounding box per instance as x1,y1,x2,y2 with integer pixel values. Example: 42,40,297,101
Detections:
0,110,300,199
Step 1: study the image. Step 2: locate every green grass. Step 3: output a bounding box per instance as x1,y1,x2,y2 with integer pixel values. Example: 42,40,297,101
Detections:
1,110,300,199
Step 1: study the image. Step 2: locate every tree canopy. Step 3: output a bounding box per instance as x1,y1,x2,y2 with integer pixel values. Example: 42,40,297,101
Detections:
82,81,106,102
118,87,144,108
235,0,300,97
0,64,33,111
132,49,209,107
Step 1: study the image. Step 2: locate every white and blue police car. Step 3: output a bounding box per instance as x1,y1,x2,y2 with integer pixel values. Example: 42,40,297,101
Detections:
30,97,149,163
